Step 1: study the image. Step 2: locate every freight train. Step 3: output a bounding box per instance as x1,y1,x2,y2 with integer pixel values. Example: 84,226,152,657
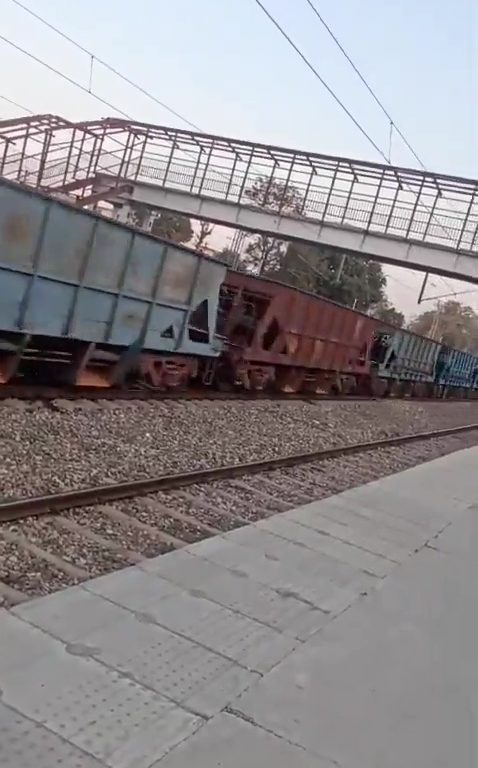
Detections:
0,177,477,397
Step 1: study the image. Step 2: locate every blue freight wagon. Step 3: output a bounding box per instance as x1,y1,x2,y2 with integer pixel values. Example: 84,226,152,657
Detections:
435,347,478,390
0,178,226,387
374,328,441,384
373,325,478,396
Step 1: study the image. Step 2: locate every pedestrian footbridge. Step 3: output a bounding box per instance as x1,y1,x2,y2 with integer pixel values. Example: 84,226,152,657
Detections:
2,115,478,282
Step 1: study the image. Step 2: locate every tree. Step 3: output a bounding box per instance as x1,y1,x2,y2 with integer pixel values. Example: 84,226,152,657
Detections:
276,243,387,312
237,175,401,318
243,177,303,274
408,300,478,351
245,174,303,215
243,235,287,275
150,210,193,244
193,220,214,251
129,203,150,229
370,298,405,328
128,203,193,245
217,248,240,268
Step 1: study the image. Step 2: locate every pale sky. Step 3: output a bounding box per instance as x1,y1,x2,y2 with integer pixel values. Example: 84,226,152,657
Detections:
1,0,477,318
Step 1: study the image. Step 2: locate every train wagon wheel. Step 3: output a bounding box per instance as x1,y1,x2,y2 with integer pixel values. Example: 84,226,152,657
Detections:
366,374,388,398
275,367,305,394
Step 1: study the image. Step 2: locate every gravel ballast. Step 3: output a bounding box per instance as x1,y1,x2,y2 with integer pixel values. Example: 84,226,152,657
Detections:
0,428,477,605
1,398,478,499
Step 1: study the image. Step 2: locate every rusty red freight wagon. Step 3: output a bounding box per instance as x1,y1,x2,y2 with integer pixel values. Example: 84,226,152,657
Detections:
218,270,379,394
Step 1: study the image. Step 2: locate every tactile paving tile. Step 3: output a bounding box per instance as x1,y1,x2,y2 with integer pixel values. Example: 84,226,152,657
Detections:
188,535,366,612
333,484,449,529
316,495,434,537
273,511,410,562
211,524,357,580
147,590,297,672
85,613,259,716
0,631,199,765
295,500,423,548
144,550,328,639
257,515,393,577
0,702,104,768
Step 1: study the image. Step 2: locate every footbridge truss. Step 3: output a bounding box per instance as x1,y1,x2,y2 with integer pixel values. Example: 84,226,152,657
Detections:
1,114,478,282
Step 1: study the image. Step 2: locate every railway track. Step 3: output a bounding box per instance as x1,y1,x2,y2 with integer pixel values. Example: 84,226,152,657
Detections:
0,422,477,608
2,422,478,522
0,383,474,404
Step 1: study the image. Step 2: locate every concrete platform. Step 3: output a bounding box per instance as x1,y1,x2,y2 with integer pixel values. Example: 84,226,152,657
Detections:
0,447,476,767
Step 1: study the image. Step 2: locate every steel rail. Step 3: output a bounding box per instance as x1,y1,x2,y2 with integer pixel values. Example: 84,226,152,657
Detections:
0,385,364,402
0,384,475,404
1,423,477,524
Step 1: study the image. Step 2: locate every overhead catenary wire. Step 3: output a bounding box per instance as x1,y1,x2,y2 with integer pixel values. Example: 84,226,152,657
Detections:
252,0,389,162
0,75,158,192
0,33,132,119
2,1,471,305
7,0,203,132
3,0,360,200
4,1,462,200
303,0,459,298
303,0,428,171
0,43,251,254
0,93,33,114
254,0,462,299
1,7,236,187
0,33,207,182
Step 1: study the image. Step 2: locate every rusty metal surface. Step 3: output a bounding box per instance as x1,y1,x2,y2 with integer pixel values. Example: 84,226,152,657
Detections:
1,115,478,254
222,270,377,375
0,423,477,524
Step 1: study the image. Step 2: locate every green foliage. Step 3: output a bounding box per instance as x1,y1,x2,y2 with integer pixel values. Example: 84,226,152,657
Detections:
150,210,193,244
129,203,150,229
369,298,405,328
244,235,399,316
409,300,478,351
129,203,193,245
243,177,303,274
193,220,214,251
267,242,388,313
244,175,303,215
217,247,240,267
239,175,402,320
